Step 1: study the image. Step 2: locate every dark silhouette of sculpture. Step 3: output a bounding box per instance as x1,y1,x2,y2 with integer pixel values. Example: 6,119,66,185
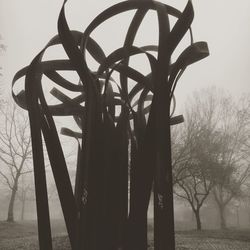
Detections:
12,0,209,249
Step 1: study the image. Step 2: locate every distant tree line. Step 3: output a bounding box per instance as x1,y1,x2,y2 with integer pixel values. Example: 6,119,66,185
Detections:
0,85,249,229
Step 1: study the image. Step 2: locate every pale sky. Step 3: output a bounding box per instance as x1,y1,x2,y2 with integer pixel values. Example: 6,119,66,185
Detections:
1,0,250,112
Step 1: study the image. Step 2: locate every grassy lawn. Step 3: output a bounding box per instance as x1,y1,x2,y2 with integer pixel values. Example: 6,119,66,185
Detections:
0,220,68,250
175,230,250,250
1,221,250,249
0,221,37,240
177,229,250,242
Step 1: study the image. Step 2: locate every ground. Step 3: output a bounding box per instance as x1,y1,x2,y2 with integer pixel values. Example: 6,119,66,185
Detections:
1,221,250,250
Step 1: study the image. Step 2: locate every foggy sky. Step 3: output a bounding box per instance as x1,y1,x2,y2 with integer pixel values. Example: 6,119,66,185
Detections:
1,0,250,112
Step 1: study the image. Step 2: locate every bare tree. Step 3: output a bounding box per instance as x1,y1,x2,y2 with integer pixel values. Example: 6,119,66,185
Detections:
173,88,220,230
173,88,250,230
209,95,250,229
0,102,32,222
173,123,216,230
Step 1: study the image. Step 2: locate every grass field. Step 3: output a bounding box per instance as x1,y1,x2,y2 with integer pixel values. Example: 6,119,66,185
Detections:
1,221,250,249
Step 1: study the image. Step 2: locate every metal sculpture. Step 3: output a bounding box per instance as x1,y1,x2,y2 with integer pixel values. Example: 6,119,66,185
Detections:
12,0,209,249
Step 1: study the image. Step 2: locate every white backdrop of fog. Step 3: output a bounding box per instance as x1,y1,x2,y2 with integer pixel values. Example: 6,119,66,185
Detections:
0,0,250,224
1,0,250,111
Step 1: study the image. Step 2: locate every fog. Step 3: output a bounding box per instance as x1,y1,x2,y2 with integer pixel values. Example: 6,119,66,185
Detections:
0,1,250,250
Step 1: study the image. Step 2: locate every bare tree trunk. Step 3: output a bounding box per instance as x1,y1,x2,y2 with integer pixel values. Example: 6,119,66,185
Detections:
7,185,17,222
218,204,227,230
194,209,202,231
